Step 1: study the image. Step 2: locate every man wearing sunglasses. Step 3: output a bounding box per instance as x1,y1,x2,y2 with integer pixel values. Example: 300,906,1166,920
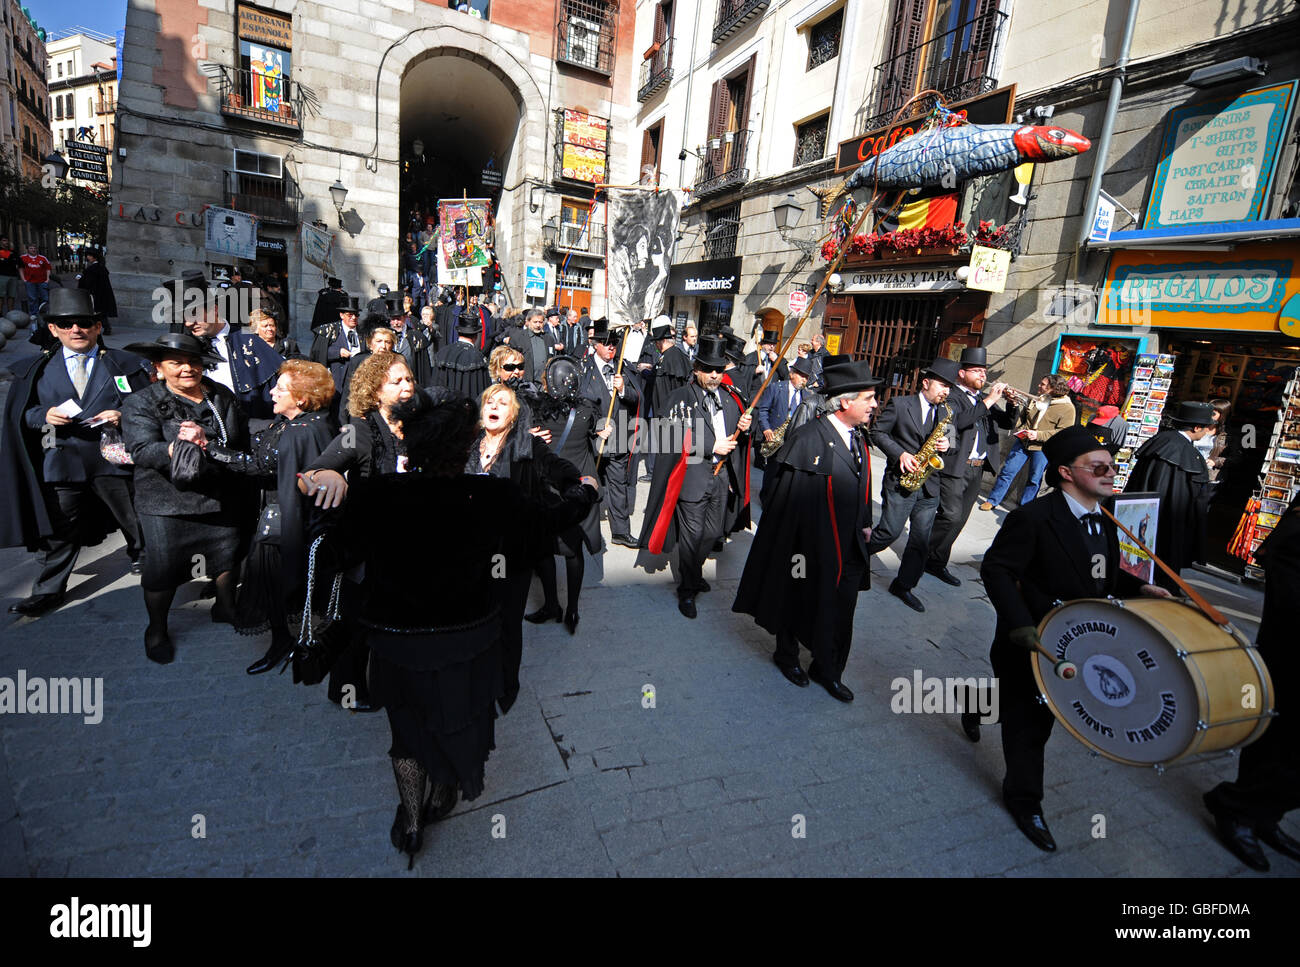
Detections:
1,289,154,616
977,425,1170,852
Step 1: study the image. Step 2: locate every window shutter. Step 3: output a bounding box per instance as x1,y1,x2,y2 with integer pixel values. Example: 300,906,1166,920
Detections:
654,3,667,43
881,0,929,118
738,52,757,132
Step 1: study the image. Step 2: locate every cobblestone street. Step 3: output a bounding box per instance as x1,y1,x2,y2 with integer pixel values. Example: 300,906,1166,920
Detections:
1,323,1287,878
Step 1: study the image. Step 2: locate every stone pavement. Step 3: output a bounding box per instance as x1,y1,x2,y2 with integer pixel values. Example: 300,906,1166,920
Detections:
0,325,1288,878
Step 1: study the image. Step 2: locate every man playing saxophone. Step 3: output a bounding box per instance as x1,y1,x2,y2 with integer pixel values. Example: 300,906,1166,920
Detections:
867,358,959,614
757,355,817,457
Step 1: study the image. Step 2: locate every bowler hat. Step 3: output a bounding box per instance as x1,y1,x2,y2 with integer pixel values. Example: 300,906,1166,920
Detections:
822,358,883,396
922,357,961,387
41,288,97,321
123,332,222,367
1167,400,1218,428
693,334,730,370
1044,424,1118,487
959,346,988,367
545,306,562,320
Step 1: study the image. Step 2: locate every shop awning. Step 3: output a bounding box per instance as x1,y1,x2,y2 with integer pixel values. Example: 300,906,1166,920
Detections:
1087,217,1300,249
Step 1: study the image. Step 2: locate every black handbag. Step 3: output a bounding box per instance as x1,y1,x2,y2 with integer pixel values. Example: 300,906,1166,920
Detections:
254,503,282,544
291,534,347,685
170,439,206,488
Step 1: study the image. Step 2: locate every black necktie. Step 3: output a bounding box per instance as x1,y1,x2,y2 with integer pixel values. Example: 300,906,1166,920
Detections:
1081,512,1102,537
923,403,935,435
850,432,864,469
347,330,358,350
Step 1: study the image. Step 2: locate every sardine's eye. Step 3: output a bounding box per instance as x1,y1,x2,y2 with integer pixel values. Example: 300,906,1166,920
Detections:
1048,128,1067,140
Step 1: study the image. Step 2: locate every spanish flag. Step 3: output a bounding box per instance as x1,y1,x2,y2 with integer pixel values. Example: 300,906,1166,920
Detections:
896,193,959,232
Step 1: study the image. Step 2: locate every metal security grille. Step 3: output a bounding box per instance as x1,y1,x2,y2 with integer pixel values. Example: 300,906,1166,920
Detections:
699,299,734,335
556,0,619,74
807,8,842,69
854,295,945,404
793,113,829,166
704,203,740,261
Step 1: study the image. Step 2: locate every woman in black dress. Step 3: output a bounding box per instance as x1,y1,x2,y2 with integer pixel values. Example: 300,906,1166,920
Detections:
343,389,596,867
522,356,602,634
467,382,590,709
202,360,337,674
121,333,249,664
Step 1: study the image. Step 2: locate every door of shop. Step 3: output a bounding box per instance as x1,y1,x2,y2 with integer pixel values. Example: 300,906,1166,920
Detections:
825,293,945,403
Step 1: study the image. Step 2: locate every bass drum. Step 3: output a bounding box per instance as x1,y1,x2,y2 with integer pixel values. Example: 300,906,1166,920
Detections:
1033,598,1273,767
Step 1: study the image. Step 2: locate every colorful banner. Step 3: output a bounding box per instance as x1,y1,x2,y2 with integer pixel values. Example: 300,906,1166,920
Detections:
561,110,608,184
243,42,289,113
437,199,492,271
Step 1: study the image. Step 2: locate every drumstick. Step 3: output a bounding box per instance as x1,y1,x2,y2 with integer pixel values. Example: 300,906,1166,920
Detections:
1030,640,1078,680
1098,504,1229,627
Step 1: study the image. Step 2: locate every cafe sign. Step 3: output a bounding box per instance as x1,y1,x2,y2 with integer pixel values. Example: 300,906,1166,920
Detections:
1144,81,1297,229
841,265,964,294
1098,241,1300,334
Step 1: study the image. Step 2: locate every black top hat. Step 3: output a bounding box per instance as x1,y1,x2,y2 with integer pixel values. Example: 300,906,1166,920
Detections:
328,277,343,289
790,355,816,379
545,306,562,320
42,288,97,321
588,318,620,344
651,322,674,340
958,346,987,367
1167,400,1218,428
922,357,961,387
721,330,747,363
822,359,883,396
123,332,222,367
1043,424,1118,487
693,334,729,370
160,270,209,299
365,297,388,318
759,326,780,345
339,295,360,314
456,312,482,337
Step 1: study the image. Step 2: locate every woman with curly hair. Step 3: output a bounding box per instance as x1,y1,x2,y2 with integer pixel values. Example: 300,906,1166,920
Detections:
488,344,526,385
200,360,338,675
343,388,597,867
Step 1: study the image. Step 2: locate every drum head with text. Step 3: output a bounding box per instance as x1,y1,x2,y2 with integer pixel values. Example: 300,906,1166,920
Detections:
1035,599,1199,765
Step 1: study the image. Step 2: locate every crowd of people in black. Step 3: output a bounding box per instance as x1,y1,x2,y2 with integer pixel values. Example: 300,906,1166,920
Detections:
2,269,1295,873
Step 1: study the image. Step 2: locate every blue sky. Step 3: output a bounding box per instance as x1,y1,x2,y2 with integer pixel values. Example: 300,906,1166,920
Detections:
25,0,127,41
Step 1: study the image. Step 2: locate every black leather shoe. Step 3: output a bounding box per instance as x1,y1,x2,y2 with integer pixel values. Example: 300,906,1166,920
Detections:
1009,810,1057,852
678,596,697,619
889,580,925,613
246,641,292,675
128,559,143,576
390,803,423,871
807,665,853,702
524,604,563,624
774,657,810,688
1204,797,1268,870
1258,824,1300,862
610,533,639,548
960,711,981,742
9,593,64,616
712,538,726,551
927,565,962,587
639,473,653,482
696,579,710,593
563,608,580,635
144,625,174,665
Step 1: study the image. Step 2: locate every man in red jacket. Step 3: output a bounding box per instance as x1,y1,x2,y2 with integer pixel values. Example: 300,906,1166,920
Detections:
20,243,52,315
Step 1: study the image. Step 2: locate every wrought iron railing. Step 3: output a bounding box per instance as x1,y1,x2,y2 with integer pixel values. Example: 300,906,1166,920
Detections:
807,8,842,70
794,115,829,166
694,128,751,197
703,211,740,261
544,217,607,259
860,9,1007,132
713,0,769,45
214,65,304,129
638,37,673,102
556,1,617,75
224,169,300,225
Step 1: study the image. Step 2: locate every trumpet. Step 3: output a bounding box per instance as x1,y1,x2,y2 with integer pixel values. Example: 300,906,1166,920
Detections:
994,383,1044,406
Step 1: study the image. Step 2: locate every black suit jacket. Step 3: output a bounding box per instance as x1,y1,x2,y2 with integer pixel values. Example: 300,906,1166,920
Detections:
871,393,950,498
757,378,806,435
940,386,1017,477
579,357,642,458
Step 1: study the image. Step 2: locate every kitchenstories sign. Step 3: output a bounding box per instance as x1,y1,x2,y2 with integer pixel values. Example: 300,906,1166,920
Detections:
1144,81,1297,229
1098,242,1300,333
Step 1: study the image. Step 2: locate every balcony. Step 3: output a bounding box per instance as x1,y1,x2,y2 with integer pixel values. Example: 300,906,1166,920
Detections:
860,9,1007,132
638,37,673,102
224,169,300,226
214,65,303,131
712,0,768,46
96,97,115,115
693,128,752,198
556,3,617,76
542,215,607,261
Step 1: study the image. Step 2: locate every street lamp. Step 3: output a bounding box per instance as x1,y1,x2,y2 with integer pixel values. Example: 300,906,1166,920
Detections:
329,178,348,225
43,149,68,181
541,216,558,251
772,192,805,232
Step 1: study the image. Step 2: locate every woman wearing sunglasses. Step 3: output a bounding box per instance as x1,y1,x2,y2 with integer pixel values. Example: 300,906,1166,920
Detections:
488,345,527,385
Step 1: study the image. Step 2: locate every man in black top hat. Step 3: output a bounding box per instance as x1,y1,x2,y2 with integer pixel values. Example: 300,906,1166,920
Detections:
311,276,348,330
0,289,154,616
429,310,492,400
738,325,789,402
979,425,1169,851
734,359,881,701
866,357,957,613
580,319,643,547
311,296,362,389
1125,400,1216,592
924,346,1015,586
652,321,692,418
638,334,753,618
387,297,432,386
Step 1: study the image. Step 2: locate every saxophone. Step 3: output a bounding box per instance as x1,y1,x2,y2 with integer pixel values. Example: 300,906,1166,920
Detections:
760,415,792,457
899,402,952,493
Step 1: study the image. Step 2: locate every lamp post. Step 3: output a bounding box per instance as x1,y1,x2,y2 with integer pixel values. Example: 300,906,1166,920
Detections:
329,178,348,227
42,149,69,182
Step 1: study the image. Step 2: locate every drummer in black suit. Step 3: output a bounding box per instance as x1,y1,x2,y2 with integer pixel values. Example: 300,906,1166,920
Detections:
924,346,1015,586
866,357,958,613
978,426,1169,851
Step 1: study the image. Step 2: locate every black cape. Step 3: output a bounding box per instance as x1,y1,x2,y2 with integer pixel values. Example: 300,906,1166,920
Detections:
653,345,692,416
1126,429,1209,578
310,288,347,329
429,340,491,401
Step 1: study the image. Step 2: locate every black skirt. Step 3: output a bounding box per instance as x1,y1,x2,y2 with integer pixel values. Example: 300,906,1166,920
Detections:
138,510,242,591
365,611,504,802
233,540,287,636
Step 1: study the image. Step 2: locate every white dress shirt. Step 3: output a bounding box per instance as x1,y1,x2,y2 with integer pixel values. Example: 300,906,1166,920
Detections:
63,345,98,389
206,322,235,391
963,387,986,461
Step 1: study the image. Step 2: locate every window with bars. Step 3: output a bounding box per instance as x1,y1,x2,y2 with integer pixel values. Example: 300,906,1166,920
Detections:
704,203,740,261
558,266,594,290
793,113,829,166
807,8,842,70
557,0,619,75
